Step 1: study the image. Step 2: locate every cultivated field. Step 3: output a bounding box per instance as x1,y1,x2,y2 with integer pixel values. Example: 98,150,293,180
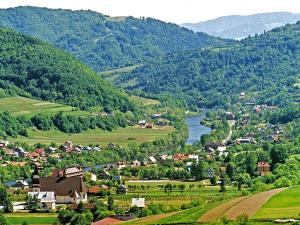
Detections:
253,186,300,219
115,182,243,224
9,126,174,146
0,96,74,116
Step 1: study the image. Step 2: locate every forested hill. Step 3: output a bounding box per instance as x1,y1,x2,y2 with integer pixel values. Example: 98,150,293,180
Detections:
0,28,136,112
117,22,300,108
0,7,231,72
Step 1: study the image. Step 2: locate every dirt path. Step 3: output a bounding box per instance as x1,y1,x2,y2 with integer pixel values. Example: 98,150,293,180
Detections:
224,188,285,220
198,196,248,222
199,188,285,222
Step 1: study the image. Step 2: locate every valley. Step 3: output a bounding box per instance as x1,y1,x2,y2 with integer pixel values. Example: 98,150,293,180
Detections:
0,4,299,225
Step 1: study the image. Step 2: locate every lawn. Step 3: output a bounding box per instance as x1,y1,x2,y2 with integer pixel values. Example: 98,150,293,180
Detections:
0,96,79,116
9,126,174,146
5,213,57,225
253,186,300,219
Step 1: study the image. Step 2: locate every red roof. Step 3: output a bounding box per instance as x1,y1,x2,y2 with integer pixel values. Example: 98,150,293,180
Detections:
91,217,122,225
35,148,45,155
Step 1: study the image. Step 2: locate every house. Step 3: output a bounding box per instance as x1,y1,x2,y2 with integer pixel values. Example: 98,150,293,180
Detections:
35,148,45,157
13,147,26,157
151,113,162,119
145,123,153,129
61,141,73,153
32,167,87,204
0,140,9,148
116,161,126,170
173,153,189,162
160,154,172,161
98,171,110,180
14,180,29,189
27,192,56,210
112,175,122,181
91,217,122,225
138,120,146,126
130,160,141,167
52,167,83,178
257,162,270,176
148,156,157,164
116,185,128,195
132,198,145,207
88,185,108,194
8,161,27,167
38,176,87,204
90,173,97,182
226,112,234,120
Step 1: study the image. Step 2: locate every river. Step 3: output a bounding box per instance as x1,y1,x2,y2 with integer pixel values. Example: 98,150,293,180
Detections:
185,112,211,145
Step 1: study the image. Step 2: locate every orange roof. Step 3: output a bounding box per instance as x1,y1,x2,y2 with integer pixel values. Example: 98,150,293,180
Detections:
91,217,122,225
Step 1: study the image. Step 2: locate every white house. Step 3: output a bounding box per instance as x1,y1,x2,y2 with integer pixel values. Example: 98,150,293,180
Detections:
132,198,145,208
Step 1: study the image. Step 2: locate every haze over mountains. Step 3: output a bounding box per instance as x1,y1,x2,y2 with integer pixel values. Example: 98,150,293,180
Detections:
182,12,300,39
0,6,229,72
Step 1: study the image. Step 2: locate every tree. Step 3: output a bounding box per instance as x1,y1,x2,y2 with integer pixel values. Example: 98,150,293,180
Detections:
219,174,226,193
26,194,40,212
107,196,114,211
210,176,217,186
191,161,206,180
270,146,288,169
178,184,185,195
0,214,10,225
245,152,258,176
58,209,76,225
226,163,235,180
0,187,12,212
235,173,250,191
164,183,173,196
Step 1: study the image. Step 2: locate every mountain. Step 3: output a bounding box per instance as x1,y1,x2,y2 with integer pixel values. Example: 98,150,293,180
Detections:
0,6,231,72
0,28,136,112
182,12,300,40
117,22,300,108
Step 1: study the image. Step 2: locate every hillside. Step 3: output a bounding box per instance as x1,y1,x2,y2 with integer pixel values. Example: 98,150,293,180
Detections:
117,22,300,108
0,6,231,72
0,28,135,112
182,12,300,40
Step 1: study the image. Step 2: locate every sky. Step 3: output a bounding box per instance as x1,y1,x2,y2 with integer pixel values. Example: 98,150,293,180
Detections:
0,0,300,24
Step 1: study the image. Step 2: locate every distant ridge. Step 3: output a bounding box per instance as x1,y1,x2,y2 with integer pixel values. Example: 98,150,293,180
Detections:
0,6,230,72
182,12,300,39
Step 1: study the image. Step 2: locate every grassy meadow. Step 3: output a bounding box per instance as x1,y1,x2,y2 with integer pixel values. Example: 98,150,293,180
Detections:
253,186,300,219
9,126,174,146
0,96,91,117
0,96,73,116
5,213,57,225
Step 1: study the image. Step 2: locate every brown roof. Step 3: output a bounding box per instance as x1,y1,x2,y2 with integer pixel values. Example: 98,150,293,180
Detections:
91,217,122,225
40,176,87,196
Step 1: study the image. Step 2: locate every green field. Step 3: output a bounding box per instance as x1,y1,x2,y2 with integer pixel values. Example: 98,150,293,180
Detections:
9,126,174,146
253,186,300,219
0,96,81,116
5,213,57,225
